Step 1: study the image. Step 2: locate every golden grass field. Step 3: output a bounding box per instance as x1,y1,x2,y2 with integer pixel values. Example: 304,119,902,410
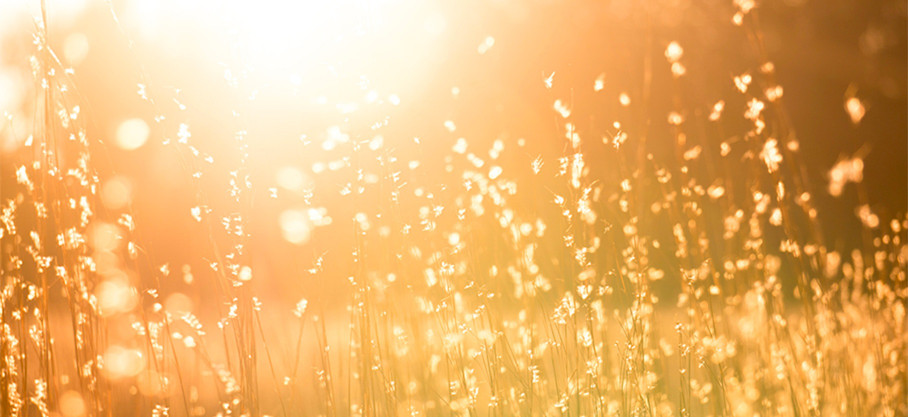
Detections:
0,0,905,416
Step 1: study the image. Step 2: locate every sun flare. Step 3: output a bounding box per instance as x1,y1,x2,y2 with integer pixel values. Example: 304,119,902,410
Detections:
0,0,904,416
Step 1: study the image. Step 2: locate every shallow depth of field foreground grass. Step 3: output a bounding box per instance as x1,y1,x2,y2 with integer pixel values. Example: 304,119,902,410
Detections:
0,0,905,416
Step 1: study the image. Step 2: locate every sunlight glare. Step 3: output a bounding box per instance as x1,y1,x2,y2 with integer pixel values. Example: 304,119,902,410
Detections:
124,0,440,96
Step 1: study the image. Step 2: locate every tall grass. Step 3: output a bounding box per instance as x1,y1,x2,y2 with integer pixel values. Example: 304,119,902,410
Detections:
0,1,905,417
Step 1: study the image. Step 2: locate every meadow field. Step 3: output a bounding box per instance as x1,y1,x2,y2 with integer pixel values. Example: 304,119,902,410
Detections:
0,0,905,416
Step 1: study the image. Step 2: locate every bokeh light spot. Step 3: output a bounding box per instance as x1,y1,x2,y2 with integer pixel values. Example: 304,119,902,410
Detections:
115,118,150,150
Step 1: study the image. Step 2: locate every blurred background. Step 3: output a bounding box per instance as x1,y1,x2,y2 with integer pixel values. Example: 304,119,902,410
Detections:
0,0,904,310
1,0,904,233
0,0,904,414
